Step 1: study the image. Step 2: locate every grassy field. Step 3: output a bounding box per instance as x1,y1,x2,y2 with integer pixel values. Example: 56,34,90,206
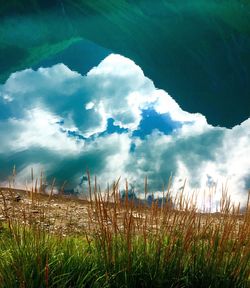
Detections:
0,177,249,287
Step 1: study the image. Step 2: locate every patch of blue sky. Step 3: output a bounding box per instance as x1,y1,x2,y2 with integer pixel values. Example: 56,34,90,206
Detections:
67,130,86,141
133,109,183,139
99,118,128,136
58,123,86,141
63,109,193,148
63,117,129,143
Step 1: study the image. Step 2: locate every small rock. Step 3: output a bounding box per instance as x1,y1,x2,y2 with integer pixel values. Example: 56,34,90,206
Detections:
14,195,22,202
30,210,39,214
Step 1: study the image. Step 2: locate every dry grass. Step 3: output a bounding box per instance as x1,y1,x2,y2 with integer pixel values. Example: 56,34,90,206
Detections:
0,173,249,287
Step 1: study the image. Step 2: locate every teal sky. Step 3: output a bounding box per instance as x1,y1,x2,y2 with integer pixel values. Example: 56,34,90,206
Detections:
0,0,250,126
0,1,249,209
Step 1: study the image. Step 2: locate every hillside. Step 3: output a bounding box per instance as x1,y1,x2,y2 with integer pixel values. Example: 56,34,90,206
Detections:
0,185,249,287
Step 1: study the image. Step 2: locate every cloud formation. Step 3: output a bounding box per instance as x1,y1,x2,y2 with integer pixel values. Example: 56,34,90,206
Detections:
0,54,249,209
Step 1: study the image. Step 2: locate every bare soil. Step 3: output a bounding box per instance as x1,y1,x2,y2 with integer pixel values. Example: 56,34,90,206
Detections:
0,187,246,238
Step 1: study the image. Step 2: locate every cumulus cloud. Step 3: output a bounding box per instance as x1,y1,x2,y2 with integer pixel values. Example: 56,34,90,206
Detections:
124,120,250,208
0,108,84,154
0,54,207,136
0,53,249,209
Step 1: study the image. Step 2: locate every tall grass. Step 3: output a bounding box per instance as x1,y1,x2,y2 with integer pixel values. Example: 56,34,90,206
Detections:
0,174,249,287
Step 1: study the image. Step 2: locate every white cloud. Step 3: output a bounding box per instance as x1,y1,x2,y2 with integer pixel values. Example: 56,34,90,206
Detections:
86,54,210,131
123,119,250,209
0,108,84,154
0,53,249,208
85,101,95,110
3,64,81,96
0,53,209,137
82,133,131,188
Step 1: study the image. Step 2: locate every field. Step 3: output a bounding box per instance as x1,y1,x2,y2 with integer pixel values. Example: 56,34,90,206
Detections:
0,178,249,287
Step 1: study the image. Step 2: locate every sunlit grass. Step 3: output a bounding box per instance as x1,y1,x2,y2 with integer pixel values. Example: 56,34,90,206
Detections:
0,172,249,287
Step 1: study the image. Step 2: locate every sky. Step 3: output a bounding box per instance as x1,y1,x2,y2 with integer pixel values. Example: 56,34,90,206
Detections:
0,41,250,210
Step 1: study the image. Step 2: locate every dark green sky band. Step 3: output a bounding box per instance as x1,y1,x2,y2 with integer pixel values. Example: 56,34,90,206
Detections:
0,0,250,127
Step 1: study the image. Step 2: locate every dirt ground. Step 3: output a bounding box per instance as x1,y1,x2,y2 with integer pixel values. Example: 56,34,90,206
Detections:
0,187,247,238
0,187,93,235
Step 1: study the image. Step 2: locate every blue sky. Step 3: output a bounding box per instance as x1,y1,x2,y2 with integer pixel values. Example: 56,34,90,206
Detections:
0,42,249,209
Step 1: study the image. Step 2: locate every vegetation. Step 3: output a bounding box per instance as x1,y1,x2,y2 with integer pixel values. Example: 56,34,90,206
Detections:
0,174,249,287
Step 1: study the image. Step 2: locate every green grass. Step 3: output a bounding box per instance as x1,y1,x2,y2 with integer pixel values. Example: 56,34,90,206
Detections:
0,223,249,287
0,181,249,287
